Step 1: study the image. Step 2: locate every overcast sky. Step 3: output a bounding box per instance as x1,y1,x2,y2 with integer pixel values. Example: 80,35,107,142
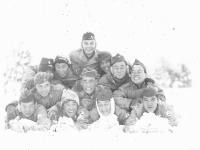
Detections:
2,0,200,86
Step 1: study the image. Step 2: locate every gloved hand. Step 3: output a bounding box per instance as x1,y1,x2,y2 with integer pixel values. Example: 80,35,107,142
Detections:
24,80,35,90
74,121,88,131
129,98,142,110
81,98,94,110
47,110,58,121
6,105,19,122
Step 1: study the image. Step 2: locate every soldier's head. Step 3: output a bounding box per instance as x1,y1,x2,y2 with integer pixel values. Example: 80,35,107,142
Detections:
142,86,159,113
131,59,147,85
98,51,112,73
61,89,79,117
110,54,129,79
96,87,112,116
80,67,99,95
81,32,96,57
38,57,54,80
34,72,51,97
19,89,36,117
54,56,70,78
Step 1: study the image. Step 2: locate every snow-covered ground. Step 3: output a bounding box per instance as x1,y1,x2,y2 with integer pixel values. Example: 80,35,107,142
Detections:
2,88,200,150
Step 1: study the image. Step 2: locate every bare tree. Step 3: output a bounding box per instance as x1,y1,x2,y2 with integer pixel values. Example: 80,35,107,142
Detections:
4,49,31,96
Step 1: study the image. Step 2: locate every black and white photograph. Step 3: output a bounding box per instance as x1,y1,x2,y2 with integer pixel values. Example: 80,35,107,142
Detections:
2,0,200,150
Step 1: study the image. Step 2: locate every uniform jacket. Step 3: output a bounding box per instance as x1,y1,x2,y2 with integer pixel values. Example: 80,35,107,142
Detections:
33,84,65,110
6,84,65,111
125,101,179,126
98,70,131,92
53,68,80,89
7,103,51,130
69,48,101,77
113,79,166,110
21,65,79,90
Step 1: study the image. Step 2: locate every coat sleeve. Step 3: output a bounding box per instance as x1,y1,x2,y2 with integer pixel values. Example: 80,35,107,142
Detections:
5,100,18,112
35,104,51,129
114,105,129,125
77,106,90,119
69,51,83,77
160,103,180,127
146,82,166,102
113,87,133,110
125,108,139,125
21,65,38,91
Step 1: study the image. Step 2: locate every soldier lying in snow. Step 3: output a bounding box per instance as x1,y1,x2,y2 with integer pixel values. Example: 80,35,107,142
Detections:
49,89,90,131
5,89,51,133
124,86,180,133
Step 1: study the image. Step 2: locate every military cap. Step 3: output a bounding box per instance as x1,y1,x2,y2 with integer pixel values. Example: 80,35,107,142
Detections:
111,54,126,65
34,72,50,85
132,59,147,73
19,88,35,103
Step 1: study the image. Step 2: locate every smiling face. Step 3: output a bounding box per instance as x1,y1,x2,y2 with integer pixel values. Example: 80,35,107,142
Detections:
97,100,111,116
143,96,158,113
112,61,127,79
131,65,146,85
81,76,97,95
63,101,78,117
82,40,96,56
55,63,69,78
36,81,51,97
100,59,111,73
20,101,35,118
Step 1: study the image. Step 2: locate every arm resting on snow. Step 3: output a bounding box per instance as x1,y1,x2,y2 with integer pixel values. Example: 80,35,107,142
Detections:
36,105,51,130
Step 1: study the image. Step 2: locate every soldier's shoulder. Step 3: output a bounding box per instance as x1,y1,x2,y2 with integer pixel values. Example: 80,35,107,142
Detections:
119,81,133,89
98,74,108,84
69,49,82,56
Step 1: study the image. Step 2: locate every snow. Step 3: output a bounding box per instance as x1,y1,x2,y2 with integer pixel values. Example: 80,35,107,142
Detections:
1,88,200,150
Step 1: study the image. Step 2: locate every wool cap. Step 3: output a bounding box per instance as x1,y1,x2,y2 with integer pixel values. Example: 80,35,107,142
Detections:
19,88,35,103
61,89,80,107
80,67,99,78
82,32,95,41
98,51,112,63
34,72,50,85
132,59,147,73
142,86,158,98
38,57,54,72
111,54,126,66
97,86,112,101
54,56,69,65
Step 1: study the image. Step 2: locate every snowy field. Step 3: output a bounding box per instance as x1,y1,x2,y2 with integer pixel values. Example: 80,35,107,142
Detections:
1,88,200,150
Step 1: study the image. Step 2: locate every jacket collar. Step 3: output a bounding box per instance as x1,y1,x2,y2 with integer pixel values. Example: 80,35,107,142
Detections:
79,49,98,61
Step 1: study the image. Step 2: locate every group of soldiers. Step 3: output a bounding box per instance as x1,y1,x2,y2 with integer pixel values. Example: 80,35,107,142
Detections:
5,32,180,132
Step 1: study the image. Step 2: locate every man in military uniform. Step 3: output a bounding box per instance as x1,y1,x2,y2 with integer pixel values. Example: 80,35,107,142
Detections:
6,89,51,132
124,86,179,132
97,51,112,77
69,32,101,77
6,72,66,121
21,57,54,90
113,59,166,112
98,54,131,92
53,55,80,89
73,68,128,124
